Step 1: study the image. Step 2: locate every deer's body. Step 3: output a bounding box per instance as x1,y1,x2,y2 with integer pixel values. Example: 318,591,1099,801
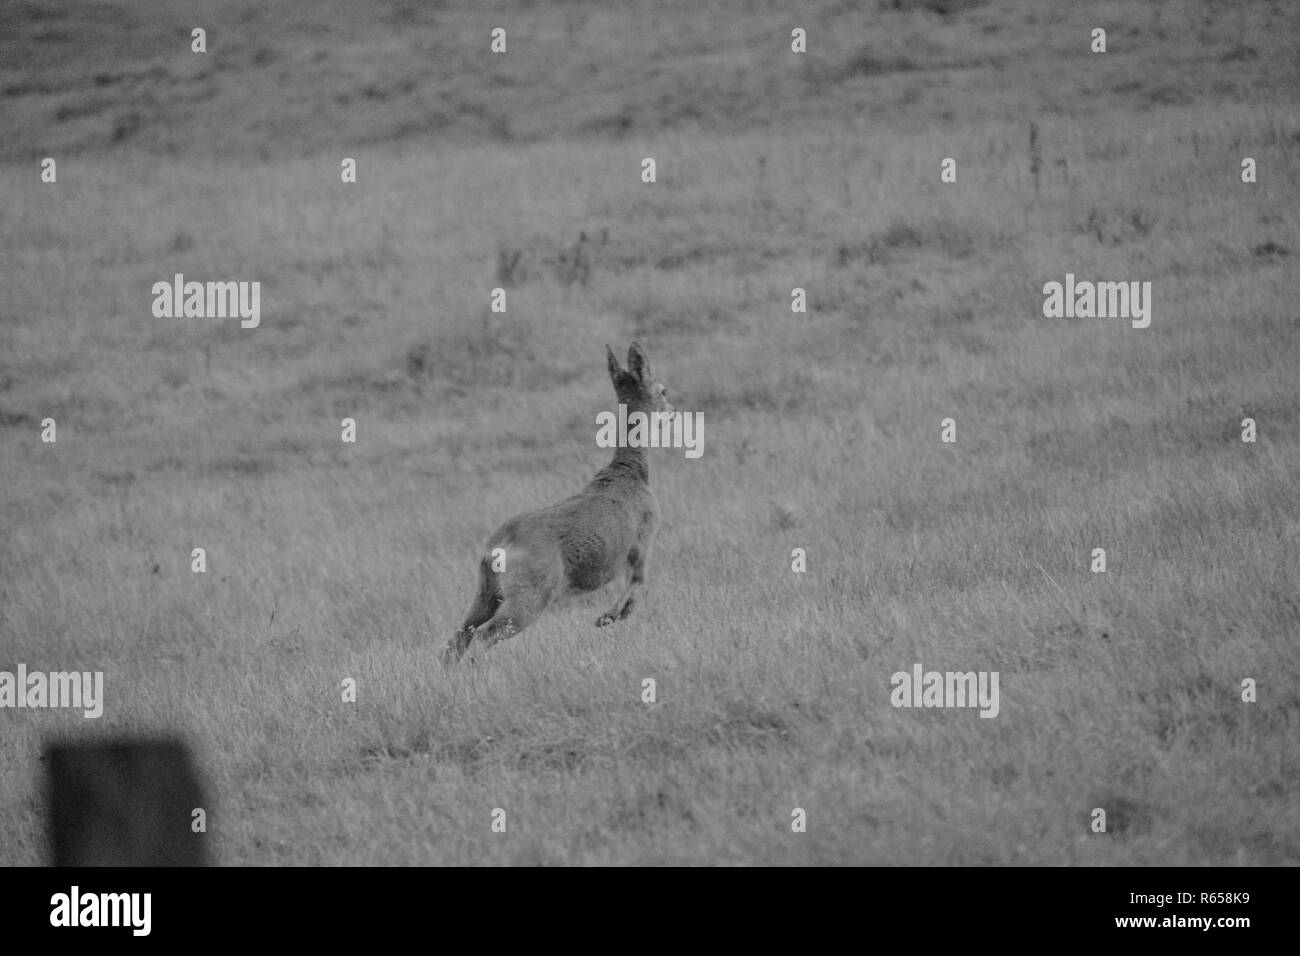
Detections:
443,343,670,663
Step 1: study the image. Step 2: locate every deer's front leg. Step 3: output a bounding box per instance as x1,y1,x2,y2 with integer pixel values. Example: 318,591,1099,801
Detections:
596,550,646,626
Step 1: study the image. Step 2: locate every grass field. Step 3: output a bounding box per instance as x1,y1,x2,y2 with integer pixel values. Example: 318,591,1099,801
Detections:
1,0,1298,864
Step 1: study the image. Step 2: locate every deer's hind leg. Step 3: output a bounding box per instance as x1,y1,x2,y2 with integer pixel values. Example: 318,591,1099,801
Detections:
443,558,503,665
468,548,566,654
471,590,550,651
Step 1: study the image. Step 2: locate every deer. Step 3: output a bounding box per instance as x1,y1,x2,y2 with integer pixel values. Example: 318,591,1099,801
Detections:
443,342,672,664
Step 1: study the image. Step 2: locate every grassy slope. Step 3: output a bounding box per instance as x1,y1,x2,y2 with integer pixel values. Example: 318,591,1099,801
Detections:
1,0,1298,863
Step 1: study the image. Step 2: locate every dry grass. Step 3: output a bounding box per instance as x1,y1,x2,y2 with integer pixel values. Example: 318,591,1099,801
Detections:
1,0,1298,864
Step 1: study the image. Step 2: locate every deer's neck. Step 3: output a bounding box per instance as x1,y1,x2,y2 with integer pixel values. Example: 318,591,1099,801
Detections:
596,397,652,484
607,445,649,483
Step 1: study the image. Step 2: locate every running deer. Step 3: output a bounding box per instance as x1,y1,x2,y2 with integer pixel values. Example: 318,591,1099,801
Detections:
442,342,672,664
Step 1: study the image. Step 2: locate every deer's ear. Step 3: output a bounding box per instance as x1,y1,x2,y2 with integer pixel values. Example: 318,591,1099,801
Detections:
627,341,650,383
606,345,623,383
